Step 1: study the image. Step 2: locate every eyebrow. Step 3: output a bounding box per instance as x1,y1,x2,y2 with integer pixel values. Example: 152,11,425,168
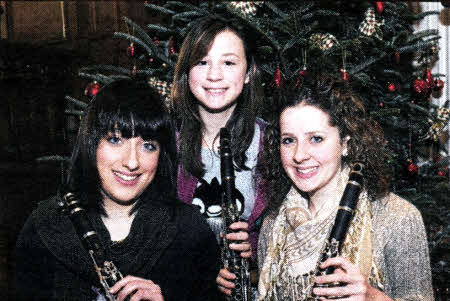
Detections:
280,131,326,136
222,53,241,57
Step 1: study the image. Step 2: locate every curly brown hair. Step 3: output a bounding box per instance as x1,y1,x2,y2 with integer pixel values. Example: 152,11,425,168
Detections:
258,75,391,213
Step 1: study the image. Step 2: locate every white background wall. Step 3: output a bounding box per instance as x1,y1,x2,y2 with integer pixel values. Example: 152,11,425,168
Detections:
416,2,450,159
417,2,449,107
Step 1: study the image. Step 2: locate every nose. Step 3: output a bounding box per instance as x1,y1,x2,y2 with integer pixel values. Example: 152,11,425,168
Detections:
293,143,310,164
122,140,139,171
206,63,223,81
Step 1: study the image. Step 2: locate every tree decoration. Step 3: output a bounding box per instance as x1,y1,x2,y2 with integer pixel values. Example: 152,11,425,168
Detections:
299,66,307,77
359,8,384,40
424,68,435,90
433,78,444,92
412,78,432,102
84,81,101,97
148,77,172,104
388,82,397,92
425,107,450,142
153,36,160,46
227,1,263,17
376,2,385,14
407,161,419,175
169,37,176,55
126,43,135,57
131,65,137,78
272,66,283,88
340,49,349,80
310,33,338,50
395,51,400,64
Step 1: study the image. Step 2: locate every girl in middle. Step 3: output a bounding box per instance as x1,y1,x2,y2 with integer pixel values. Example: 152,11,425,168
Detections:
170,15,268,296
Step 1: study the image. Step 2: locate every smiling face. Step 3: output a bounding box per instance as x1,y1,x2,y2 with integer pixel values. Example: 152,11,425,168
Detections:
188,30,249,114
96,132,160,205
280,104,348,201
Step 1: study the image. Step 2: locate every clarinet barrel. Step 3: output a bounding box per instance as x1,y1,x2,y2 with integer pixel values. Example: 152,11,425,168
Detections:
316,161,365,276
58,189,124,301
220,128,251,301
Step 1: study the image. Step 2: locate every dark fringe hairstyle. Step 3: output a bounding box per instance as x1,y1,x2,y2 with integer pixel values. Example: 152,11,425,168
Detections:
67,79,178,215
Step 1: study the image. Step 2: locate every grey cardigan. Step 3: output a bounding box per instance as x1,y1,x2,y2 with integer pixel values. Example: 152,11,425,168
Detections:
257,193,433,301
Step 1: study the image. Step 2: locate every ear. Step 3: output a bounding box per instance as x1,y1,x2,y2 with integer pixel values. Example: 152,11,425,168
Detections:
244,64,257,84
342,136,351,157
244,71,250,84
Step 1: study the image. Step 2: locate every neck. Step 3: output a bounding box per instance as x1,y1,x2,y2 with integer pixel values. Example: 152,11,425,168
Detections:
199,104,236,150
102,197,137,241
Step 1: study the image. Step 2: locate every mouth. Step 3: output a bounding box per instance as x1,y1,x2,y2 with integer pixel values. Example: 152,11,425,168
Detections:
113,171,139,183
294,166,319,179
204,87,227,94
296,167,318,174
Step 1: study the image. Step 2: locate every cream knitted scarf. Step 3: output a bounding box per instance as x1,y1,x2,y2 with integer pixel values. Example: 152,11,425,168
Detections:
258,167,382,300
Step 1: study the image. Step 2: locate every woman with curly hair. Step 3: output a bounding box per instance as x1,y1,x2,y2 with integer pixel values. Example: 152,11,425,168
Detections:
257,76,433,300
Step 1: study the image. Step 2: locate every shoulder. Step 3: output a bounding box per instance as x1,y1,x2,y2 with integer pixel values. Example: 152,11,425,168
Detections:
373,192,423,222
371,193,427,245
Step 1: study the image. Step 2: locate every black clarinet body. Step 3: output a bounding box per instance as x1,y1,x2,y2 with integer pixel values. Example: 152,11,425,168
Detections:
58,189,124,301
314,161,365,282
220,128,251,301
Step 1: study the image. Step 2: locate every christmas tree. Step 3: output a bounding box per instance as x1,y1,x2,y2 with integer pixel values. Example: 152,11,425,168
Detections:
57,1,449,296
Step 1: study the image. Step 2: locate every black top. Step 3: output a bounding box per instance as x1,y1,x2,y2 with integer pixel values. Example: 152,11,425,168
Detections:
14,196,221,301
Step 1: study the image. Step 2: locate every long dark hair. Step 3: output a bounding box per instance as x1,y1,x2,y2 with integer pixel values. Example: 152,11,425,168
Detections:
259,75,391,213
170,15,263,178
67,79,178,214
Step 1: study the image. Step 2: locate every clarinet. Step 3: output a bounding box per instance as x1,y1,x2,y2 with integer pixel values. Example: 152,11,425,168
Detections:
312,161,365,297
220,128,251,301
58,189,124,301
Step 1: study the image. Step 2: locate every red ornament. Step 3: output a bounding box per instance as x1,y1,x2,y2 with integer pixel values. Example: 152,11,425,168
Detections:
433,78,444,91
131,65,137,77
84,81,101,97
169,37,176,55
126,43,135,57
413,78,430,95
379,102,384,108
407,162,419,175
438,170,445,177
272,67,283,88
388,82,396,92
432,78,444,98
299,66,307,77
376,2,385,13
424,68,435,89
340,69,349,81
153,36,160,46
395,51,400,64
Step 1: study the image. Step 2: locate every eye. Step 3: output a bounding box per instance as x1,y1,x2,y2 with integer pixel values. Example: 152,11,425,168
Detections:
106,135,122,145
197,60,207,66
311,136,323,143
281,137,294,145
143,141,158,152
224,60,236,66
